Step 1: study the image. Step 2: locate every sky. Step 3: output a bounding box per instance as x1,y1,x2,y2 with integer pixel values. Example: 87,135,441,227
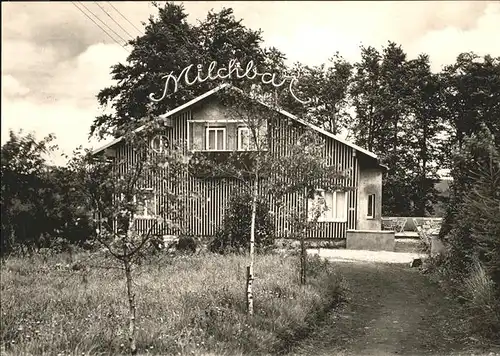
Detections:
2,1,500,166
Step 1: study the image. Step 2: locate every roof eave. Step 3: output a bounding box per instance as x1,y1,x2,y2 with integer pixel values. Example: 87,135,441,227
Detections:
91,83,380,161
91,84,231,156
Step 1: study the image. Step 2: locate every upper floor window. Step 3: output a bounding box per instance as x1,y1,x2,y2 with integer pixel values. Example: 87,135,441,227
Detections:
237,127,257,151
367,193,375,219
308,190,347,222
206,127,226,151
151,135,169,154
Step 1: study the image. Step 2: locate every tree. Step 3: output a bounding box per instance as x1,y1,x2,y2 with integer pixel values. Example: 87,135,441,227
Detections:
272,130,348,284
91,3,273,139
208,192,274,254
1,130,59,254
461,147,500,289
439,53,500,236
45,162,95,248
347,42,452,216
349,45,384,152
440,126,500,245
349,42,416,216
405,54,446,216
438,125,500,343
279,54,353,135
194,86,345,313
440,53,500,151
71,119,194,354
197,7,267,90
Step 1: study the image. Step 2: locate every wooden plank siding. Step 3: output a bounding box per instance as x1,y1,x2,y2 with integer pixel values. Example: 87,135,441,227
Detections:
114,106,359,239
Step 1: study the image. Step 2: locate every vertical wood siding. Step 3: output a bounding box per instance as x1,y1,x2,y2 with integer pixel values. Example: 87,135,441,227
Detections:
115,106,359,239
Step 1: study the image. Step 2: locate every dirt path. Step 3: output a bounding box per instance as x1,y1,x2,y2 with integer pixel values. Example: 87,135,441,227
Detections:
289,261,499,356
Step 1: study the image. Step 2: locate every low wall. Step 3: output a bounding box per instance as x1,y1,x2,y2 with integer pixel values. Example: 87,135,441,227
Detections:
382,216,444,232
346,230,395,252
274,238,346,250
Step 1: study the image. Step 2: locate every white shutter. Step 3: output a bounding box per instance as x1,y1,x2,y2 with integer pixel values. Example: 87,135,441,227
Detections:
323,192,335,221
334,191,347,221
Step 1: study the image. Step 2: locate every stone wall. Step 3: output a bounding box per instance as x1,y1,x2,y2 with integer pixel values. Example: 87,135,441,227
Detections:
346,230,395,251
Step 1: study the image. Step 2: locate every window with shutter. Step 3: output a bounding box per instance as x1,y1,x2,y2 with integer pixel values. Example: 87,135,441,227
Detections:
133,188,156,219
206,127,226,150
308,190,347,222
237,127,258,151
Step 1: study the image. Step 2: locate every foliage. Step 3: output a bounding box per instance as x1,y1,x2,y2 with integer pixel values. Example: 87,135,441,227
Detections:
0,253,345,355
440,53,500,149
68,117,196,354
441,126,500,284
280,53,353,135
209,193,274,254
462,261,500,340
91,3,280,139
347,42,445,216
404,54,446,216
176,236,197,254
0,130,93,255
431,126,500,342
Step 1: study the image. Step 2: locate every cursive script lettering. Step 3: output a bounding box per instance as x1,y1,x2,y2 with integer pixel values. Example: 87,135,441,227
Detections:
149,59,311,104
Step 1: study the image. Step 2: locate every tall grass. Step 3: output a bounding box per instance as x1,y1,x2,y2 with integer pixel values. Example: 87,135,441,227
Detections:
462,261,500,341
0,252,344,355
426,256,500,344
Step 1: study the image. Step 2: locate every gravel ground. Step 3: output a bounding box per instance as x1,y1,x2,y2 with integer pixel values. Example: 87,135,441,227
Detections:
288,261,499,356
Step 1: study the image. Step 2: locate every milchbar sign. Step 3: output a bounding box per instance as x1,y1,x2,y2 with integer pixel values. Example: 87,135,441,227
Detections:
149,59,311,104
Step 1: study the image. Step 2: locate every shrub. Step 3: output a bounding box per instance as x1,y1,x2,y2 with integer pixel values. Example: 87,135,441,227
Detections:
306,254,332,279
176,236,197,253
209,193,274,254
433,126,500,342
445,130,500,290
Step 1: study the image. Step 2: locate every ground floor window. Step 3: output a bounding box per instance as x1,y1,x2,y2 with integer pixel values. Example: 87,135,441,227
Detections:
309,190,347,222
133,188,156,219
367,193,375,219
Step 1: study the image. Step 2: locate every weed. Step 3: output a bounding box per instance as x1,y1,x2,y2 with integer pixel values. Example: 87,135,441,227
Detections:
0,252,344,355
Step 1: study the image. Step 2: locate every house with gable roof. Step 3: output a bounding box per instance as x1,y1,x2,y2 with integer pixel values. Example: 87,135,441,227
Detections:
92,84,388,241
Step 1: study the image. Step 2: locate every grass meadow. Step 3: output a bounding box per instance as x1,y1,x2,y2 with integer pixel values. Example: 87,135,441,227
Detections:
0,251,345,355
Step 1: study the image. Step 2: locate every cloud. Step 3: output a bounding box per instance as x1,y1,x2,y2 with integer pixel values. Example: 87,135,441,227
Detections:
1,2,144,165
2,74,30,98
47,42,128,104
2,1,500,167
1,98,98,164
408,2,500,72
177,1,496,71
1,2,128,56
1,43,126,165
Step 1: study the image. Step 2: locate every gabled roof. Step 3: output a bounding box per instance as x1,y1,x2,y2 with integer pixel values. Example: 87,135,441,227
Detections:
92,84,380,163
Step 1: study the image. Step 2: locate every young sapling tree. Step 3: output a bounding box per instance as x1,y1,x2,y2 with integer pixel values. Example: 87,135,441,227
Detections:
70,118,193,354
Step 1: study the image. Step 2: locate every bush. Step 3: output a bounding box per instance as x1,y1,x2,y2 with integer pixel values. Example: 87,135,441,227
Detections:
176,236,197,253
445,130,500,290
434,126,500,342
209,193,274,254
306,254,332,279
